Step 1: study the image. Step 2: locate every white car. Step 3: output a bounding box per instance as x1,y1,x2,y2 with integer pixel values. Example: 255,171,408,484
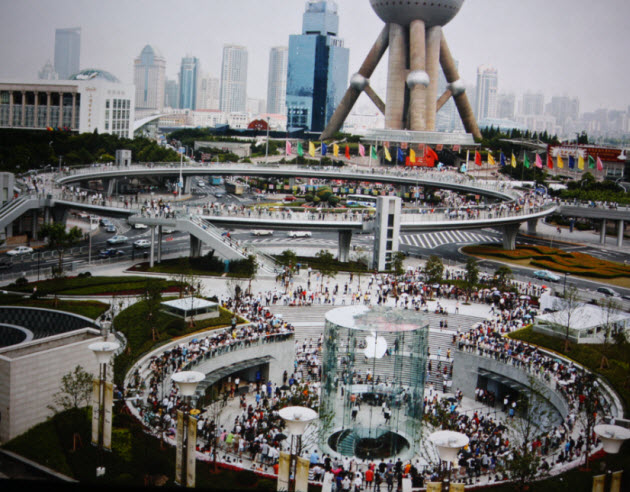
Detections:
107,235,128,245
288,231,312,238
133,239,152,249
6,246,33,256
133,223,148,229
251,230,274,236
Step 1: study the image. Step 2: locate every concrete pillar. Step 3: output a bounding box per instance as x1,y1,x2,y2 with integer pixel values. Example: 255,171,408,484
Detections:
20,91,26,127
58,92,63,127
600,218,607,245
502,224,519,250
407,19,427,131
71,93,76,130
105,179,116,197
424,26,442,131
439,36,481,140
149,226,155,268
31,211,39,241
385,23,407,130
46,91,51,127
33,91,39,127
184,177,193,195
8,91,14,127
617,220,624,248
157,225,163,263
52,207,68,224
190,235,202,258
338,230,353,263
527,218,538,235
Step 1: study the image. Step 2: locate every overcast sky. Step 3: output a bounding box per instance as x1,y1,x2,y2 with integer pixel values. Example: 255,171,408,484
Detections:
1,0,628,113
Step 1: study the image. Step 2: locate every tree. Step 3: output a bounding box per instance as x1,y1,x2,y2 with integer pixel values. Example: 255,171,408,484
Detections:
493,265,513,289
576,372,604,471
277,249,298,271
391,251,405,277
40,222,83,276
598,297,622,345
315,249,338,293
464,257,479,302
48,365,93,414
424,255,444,283
555,284,581,353
143,279,164,341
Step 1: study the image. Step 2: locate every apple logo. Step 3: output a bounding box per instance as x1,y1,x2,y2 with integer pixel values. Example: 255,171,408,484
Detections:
364,331,388,358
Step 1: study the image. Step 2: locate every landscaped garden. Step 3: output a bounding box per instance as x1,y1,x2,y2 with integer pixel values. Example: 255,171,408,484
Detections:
0,294,108,319
129,253,258,278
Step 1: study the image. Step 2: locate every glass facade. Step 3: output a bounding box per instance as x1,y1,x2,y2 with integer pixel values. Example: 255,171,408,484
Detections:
320,306,428,459
179,56,199,110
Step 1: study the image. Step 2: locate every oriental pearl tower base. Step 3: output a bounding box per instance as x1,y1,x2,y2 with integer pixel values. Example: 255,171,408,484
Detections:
320,0,481,142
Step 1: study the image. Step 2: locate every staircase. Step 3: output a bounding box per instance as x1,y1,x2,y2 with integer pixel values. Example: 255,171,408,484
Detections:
336,429,356,456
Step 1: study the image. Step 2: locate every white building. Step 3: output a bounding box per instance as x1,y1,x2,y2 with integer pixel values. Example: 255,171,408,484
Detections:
197,74,220,111
266,46,288,115
133,45,165,115
220,45,248,113
475,65,498,121
0,69,135,138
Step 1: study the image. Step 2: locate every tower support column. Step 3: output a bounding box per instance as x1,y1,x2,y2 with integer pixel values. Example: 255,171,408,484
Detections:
385,23,406,130
424,26,442,131
408,19,427,131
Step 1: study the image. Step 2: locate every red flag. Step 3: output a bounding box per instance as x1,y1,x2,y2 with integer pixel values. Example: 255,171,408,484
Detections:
547,155,553,169
345,145,350,159
596,157,604,171
426,146,439,167
475,151,482,166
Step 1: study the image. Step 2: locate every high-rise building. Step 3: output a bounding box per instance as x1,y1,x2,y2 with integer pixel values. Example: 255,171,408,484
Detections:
38,60,58,80
520,92,545,116
286,0,349,132
220,45,248,113
54,27,81,80
497,93,515,120
164,78,179,109
474,65,498,122
179,56,199,110
197,74,220,110
133,45,166,114
547,96,580,125
266,47,288,115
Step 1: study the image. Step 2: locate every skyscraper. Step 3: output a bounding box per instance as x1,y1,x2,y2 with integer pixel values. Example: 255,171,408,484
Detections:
266,47,288,114
133,45,166,114
197,74,220,110
286,0,349,132
38,60,58,80
179,56,199,110
164,78,179,109
54,27,81,80
220,45,248,113
520,92,545,116
475,65,498,122
497,93,516,120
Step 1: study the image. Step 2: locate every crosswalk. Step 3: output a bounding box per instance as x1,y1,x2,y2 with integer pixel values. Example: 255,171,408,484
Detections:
400,230,498,249
248,236,373,246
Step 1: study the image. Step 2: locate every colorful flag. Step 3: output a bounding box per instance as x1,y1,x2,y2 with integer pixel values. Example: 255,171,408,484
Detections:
511,153,517,168
345,145,350,159
359,144,365,157
308,141,315,157
500,152,506,167
487,153,496,165
409,148,416,163
370,145,378,159
535,154,543,169
557,155,564,168
524,153,530,168
384,146,392,162
547,155,554,169
397,148,404,163
475,151,482,166
285,141,292,155
596,157,604,171
426,146,439,166
333,143,339,157
578,154,585,170
321,143,327,156
297,142,303,157
568,155,575,169
588,155,596,169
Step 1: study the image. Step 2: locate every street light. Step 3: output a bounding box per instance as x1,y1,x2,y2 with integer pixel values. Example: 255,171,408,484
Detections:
89,340,120,477
278,406,318,492
592,424,630,492
265,117,270,160
172,370,205,487
428,430,469,492
563,272,570,298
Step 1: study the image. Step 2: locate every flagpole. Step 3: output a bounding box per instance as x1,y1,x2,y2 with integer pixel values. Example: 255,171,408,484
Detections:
521,152,525,182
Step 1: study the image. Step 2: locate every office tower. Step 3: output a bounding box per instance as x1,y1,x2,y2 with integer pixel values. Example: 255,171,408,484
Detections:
133,45,166,113
220,45,248,113
164,78,179,109
547,96,580,125
54,27,81,79
475,65,498,121
520,92,544,116
197,74,220,110
179,56,199,110
266,47,288,114
497,93,515,120
286,0,349,133
38,60,58,80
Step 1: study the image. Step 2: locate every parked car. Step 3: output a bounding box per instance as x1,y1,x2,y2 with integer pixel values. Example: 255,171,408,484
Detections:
251,230,273,236
104,224,117,233
6,246,33,256
533,270,561,282
99,248,125,258
133,239,151,249
288,231,312,238
597,287,619,297
107,235,128,245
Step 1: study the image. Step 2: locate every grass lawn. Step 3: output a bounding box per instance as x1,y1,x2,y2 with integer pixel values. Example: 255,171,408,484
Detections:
274,254,369,274
129,259,247,278
0,294,108,319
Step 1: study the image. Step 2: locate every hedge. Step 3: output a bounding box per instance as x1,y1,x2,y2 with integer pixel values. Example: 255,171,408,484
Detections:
5,276,182,296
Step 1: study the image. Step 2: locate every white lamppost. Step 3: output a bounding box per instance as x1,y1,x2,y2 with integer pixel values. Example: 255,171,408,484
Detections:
172,371,205,487
429,430,469,492
593,424,630,491
89,340,120,477
278,406,318,492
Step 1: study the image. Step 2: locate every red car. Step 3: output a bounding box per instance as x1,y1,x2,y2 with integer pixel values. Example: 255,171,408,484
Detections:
284,195,297,202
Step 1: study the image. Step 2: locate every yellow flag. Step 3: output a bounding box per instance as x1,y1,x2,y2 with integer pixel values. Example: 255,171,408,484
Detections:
333,143,339,157
488,153,496,165
557,155,564,168
578,154,585,170
308,141,315,157
384,146,392,162
409,148,416,163
511,153,517,168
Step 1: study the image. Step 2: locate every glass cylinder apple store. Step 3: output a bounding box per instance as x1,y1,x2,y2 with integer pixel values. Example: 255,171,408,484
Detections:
320,306,428,459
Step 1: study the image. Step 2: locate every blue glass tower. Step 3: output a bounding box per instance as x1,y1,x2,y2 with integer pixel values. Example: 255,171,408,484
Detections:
179,56,199,110
286,1,349,133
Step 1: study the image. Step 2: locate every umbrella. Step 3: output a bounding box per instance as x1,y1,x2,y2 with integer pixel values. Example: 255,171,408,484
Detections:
520,295,531,300
523,314,532,319
274,433,288,441
446,397,457,403
280,384,290,390
432,284,440,289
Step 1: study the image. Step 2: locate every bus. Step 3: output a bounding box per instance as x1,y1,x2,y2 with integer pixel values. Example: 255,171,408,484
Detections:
346,194,378,207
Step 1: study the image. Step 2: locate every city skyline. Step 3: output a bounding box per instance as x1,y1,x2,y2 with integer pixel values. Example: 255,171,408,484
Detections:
1,0,628,115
